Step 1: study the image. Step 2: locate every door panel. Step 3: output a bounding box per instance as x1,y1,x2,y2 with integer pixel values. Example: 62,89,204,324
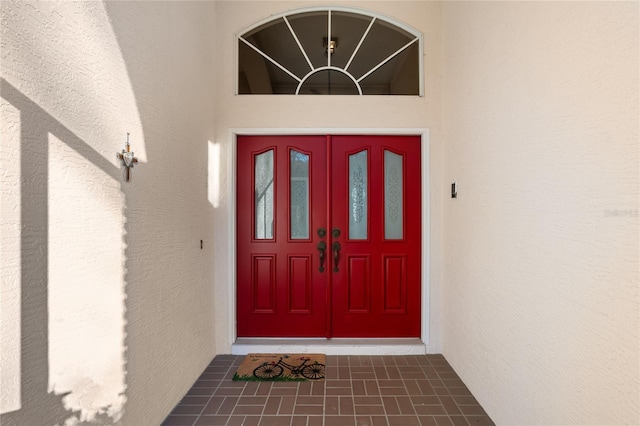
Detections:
383,255,406,313
347,256,370,312
289,255,312,313
237,136,328,337
252,255,275,312
237,135,420,338
330,135,421,337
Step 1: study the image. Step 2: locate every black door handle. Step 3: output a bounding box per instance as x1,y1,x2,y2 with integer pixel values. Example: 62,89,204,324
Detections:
332,241,341,272
317,241,327,273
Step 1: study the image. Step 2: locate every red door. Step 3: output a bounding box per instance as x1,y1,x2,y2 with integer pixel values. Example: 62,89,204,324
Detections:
237,135,421,337
330,136,421,337
237,136,328,337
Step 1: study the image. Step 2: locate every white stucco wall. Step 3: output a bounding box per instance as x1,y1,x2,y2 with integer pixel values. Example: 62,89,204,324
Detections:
441,2,639,424
1,2,216,425
211,0,444,354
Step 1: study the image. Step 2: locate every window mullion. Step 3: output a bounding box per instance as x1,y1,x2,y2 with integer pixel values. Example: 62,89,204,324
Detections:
357,37,418,83
345,17,376,72
327,10,332,68
239,36,302,83
284,16,314,72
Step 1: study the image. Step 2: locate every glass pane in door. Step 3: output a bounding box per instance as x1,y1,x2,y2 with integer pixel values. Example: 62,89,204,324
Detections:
384,150,403,239
290,150,310,239
349,150,368,240
255,150,274,239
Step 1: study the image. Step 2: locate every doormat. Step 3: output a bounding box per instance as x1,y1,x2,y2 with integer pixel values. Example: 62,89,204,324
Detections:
233,353,326,381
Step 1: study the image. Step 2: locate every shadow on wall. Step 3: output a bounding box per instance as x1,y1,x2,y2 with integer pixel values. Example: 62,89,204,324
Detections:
0,79,129,425
2,1,216,423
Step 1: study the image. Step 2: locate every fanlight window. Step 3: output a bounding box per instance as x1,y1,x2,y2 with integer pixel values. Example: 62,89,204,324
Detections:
238,8,422,95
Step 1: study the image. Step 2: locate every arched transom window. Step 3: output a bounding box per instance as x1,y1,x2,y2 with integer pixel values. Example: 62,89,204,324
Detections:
238,7,423,95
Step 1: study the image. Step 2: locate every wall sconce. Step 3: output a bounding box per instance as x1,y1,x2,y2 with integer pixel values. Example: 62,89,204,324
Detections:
116,133,138,182
323,37,338,55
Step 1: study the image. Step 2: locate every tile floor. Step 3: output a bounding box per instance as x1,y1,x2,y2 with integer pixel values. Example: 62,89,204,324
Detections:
162,354,494,426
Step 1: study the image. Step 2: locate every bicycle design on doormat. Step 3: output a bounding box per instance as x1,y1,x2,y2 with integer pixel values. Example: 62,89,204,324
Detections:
253,356,325,380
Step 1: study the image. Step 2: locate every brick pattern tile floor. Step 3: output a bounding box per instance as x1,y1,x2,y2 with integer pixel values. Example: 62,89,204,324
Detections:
162,354,494,426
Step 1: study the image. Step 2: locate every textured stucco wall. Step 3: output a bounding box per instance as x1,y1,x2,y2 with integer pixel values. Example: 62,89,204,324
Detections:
1,1,216,425
441,2,639,424
211,0,444,354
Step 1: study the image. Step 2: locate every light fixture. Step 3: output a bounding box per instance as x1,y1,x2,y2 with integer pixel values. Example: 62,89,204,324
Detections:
116,133,138,182
323,37,338,55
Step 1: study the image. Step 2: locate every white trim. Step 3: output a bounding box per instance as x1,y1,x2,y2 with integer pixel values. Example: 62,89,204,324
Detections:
357,38,419,83
238,36,302,83
345,17,376,72
327,10,332,68
238,6,422,41
228,128,431,355
284,16,314,72
296,66,362,95
421,129,431,348
232,338,426,356
227,128,238,349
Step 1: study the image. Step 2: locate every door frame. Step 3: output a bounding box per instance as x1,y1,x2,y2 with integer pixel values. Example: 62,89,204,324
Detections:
227,128,431,353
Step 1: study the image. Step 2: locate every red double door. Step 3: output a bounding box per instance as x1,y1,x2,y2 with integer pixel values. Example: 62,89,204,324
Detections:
237,135,421,338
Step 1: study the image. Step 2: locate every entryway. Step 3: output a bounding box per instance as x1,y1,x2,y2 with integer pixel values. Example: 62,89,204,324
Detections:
236,135,422,339
161,354,496,426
